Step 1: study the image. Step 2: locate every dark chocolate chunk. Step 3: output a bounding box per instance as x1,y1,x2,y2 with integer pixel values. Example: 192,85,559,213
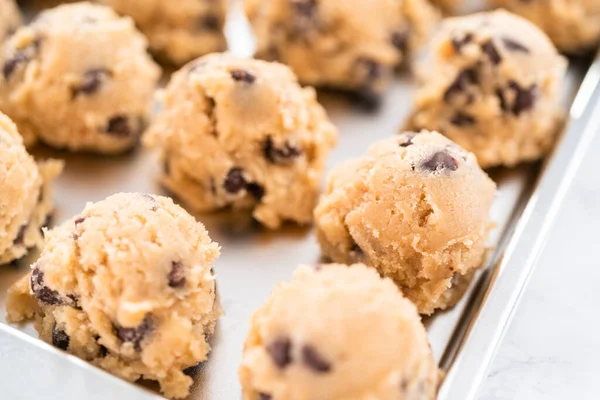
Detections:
98,344,108,357
230,69,256,84
443,68,478,103
74,217,85,226
267,337,292,369
292,0,317,17
450,112,476,126
263,136,302,164
13,224,27,245
258,393,272,400
420,151,458,172
356,58,382,82
168,261,186,288
510,81,536,115
497,81,536,115
392,29,410,52
52,325,70,350
115,314,153,351
198,14,220,31
399,131,419,147
451,33,473,53
502,37,529,53
30,266,63,305
2,38,41,80
71,68,111,98
246,183,265,201
482,40,502,65
302,345,331,373
105,115,135,138
223,168,246,194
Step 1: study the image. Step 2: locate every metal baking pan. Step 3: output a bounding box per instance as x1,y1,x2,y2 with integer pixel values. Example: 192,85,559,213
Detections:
1,1,599,399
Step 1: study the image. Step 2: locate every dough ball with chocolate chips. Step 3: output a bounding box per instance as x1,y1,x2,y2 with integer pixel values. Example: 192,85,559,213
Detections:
145,53,338,229
406,10,567,168
245,0,438,107
314,131,496,314
0,0,21,44
102,0,227,65
0,2,160,153
0,112,62,265
239,264,439,400
5,193,222,399
491,0,600,53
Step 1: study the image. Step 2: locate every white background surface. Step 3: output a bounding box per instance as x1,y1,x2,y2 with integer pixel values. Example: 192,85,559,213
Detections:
479,132,600,399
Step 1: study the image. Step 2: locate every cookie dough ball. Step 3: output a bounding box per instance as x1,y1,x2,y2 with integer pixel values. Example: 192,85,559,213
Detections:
0,0,21,44
0,112,62,265
103,0,227,65
314,131,496,314
240,264,439,400
246,0,438,105
145,54,337,229
407,10,567,168
6,193,221,399
0,2,160,153
491,0,600,53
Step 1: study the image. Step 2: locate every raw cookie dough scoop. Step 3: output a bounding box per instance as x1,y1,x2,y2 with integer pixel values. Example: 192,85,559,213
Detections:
6,193,222,399
0,2,160,153
314,130,496,314
239,264,439,400
0,112,62,265
406,10,567,168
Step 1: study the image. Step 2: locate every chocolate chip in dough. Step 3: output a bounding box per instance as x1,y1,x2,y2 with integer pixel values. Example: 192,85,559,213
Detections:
302,344,331,373
263,136,302,164
267,337,292,369
223,168,246,194
115,314,153,351
231,69,256,84
71,68,112,98
420,151,458,172
168,261,186,288
52,325,70,350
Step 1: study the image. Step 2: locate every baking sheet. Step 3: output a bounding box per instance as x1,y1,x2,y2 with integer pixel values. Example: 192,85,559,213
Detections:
0,1,594,399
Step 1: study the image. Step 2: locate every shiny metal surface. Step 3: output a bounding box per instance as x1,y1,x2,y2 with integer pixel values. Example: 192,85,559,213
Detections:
0,2,597,399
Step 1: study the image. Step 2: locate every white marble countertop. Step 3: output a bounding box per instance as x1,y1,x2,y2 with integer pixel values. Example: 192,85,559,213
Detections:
479,132,600,399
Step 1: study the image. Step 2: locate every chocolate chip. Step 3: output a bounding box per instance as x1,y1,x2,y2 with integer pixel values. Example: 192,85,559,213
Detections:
356,58,382,82
482,41,502,65
52,325,70,350
502,37,529,53
74,217,85,226
2,38,41,80
198,14,220,31
292,0,317,17
451,33,473,53
168,261,186,288
443,69,478,103
98,344,108,357
510,81,536,115
420,151,458,172
246,183,265,201
258,393,272,400
13,224,27,245
263,136,302,164
392,29,410,52
71,68,111,98
105,115,139,138
450,112,476,126
115,314,153,351
223,168,246,194
267,337,292,369
497,81,536,115
30,266,63,305
399,131,419,147
231,69,256,84
302,345,331,373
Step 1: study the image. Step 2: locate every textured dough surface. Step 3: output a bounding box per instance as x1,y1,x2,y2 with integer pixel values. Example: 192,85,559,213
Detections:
145,53,337,229
0,2,160,153
407,10,567,168
0,0,21,44
239,264,439,400
6,193,222,399
0,112,62,265
246,0,438,101
103,0,227,65
314,131,496,314
491,0,600,53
